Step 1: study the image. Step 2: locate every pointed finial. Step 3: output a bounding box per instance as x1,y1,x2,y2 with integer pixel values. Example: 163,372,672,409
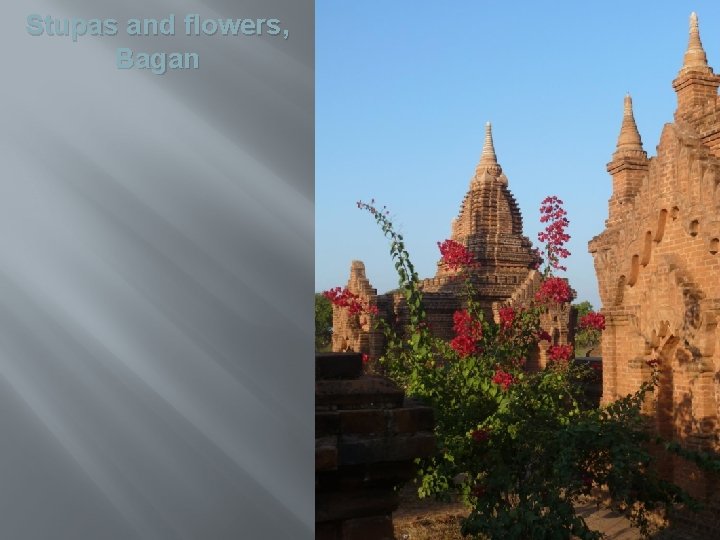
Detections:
479,122,497,165
613,93,646,159
476,122,502,177
681,11,710,72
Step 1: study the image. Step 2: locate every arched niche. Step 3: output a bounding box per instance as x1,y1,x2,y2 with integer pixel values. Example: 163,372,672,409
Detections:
614,275,626,305
710,238,719,255
690,220,699,237
628,255,640,287
654,209,667,242
641,231,652,266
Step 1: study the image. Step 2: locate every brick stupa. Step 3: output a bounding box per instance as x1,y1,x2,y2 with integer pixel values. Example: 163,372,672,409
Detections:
332,123,573,369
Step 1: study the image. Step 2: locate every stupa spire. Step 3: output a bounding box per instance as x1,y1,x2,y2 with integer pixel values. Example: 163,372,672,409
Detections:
476,122,502,177
479,122,497,166
672,12,720,114
613,94,645,158
607,94,648,212
681,12,710,73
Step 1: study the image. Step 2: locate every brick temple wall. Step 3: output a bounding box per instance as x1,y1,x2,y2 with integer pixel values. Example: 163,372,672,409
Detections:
589,13,720,497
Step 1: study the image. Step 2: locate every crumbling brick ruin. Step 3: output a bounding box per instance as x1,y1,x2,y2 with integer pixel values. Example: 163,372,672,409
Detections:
332,123,573,370
589,13,720,500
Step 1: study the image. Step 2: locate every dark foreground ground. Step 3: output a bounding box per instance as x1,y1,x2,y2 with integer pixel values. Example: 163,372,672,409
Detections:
393,484,710,540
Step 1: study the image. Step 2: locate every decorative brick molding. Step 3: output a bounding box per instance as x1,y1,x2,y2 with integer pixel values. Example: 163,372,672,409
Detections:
315,353,435,540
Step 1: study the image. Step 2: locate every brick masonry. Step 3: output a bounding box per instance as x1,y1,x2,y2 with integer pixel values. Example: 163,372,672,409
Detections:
315,352,436,539
589,12,720,501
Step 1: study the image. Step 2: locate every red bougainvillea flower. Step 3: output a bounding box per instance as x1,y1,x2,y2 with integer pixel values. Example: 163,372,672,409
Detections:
579,312,606,331
450,309,483,358
537,330,552,342
535,277,573,305
538,196,571,272
547,344,574,363
450,335,476,358
498,306,516,331
471,429,490,444
323,287,362,314
453,310,482,338
323,287,377,317
492,368,514,391
437,239,477,271
361,354,369,364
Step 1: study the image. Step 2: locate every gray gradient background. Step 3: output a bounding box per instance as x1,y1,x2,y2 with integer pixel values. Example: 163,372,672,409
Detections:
0,1,312,538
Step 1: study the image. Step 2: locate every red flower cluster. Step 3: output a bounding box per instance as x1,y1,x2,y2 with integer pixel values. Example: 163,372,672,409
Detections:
453,310,481,337
361,354,369,364
323,287,378,316
538,196,571,272
537,329,552,342
498,306,516,331
450,336,476,357
535,277,573,305
450,309,482,358
547,344,574,363
492,368,514,391
471,428,490,444
579,312,605,331
437,239,476,271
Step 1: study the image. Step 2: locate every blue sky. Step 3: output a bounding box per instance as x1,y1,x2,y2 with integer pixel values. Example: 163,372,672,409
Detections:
316,2,720,309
